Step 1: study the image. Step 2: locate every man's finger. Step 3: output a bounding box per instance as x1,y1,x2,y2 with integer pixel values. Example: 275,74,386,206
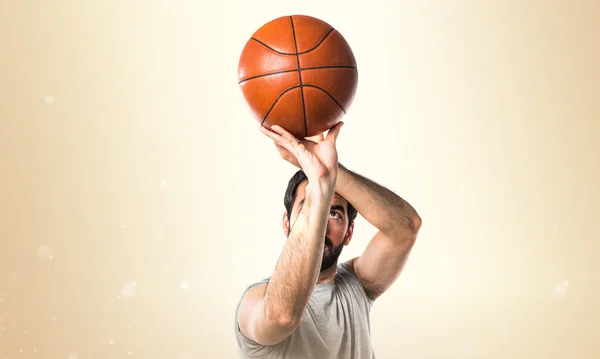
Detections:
325,121,344,142
259,126,291,149
274,142,288,155
259,125,300,155
270,125,300,145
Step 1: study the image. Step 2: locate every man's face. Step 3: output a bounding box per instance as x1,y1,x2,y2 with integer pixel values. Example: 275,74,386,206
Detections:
284,181,354,271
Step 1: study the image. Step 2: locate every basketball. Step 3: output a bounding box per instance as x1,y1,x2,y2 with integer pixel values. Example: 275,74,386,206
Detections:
238,15,358,139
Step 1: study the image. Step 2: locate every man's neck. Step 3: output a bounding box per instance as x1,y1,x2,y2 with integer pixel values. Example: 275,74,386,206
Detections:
316,263,337,284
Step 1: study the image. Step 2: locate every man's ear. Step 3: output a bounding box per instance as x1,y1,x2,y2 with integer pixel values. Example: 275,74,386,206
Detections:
282,211,290,237
344,221,355,246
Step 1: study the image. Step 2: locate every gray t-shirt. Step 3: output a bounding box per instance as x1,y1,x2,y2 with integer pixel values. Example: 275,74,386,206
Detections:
234,262,376,358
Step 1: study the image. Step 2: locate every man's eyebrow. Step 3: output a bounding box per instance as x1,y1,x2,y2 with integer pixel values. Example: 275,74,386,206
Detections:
297,199,345,214
331,204,346,214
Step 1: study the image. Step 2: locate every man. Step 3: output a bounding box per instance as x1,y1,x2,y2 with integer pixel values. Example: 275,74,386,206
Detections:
234,122,422,358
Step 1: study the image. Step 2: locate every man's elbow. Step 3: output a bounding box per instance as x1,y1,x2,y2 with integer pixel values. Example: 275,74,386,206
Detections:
391,213,421,236
410,214,422,234
269,313,302,330
265,306,302,330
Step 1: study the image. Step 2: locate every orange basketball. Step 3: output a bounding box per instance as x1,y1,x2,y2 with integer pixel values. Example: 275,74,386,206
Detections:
237,15,358,138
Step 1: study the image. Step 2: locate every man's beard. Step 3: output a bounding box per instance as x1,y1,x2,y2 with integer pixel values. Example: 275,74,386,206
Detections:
321,237,345,271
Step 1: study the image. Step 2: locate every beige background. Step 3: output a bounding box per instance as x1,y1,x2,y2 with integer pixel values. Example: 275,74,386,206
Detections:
1,0,599,358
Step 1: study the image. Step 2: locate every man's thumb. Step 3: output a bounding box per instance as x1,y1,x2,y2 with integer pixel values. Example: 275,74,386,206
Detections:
326,121,344,142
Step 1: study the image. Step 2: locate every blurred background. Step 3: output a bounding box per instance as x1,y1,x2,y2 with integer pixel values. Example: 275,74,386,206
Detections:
1,0,599,358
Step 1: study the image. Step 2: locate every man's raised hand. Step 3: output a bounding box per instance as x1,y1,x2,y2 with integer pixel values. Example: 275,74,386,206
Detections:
259,122,344,186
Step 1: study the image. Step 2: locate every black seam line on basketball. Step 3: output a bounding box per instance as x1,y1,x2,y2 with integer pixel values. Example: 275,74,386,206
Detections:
297,28,334,54
303,84,346,114
260,85,301,126
238,66,357,84
290,16,307,138
238,69,297,84
301,65,358,71
249,27,334,56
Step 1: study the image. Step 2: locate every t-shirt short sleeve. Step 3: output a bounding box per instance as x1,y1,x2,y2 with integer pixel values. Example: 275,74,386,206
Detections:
233,280,274,357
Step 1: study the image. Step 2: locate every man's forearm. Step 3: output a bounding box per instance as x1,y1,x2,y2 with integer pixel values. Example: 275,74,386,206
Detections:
336,163,421,234
263,185,333,325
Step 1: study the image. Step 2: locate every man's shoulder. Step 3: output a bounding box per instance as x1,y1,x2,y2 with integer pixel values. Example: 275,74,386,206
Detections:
235,277,270,328
239,277,270,298
234,277,274,357
335,259,376,307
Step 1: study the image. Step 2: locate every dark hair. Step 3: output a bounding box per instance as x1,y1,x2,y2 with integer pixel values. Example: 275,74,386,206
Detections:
284,169,357,227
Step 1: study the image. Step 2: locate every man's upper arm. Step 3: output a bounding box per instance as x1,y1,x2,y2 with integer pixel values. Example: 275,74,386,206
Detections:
236,283,299,347
345,226,418,301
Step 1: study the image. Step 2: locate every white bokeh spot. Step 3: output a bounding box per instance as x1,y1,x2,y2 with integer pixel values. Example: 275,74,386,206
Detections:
121,283,135,298
44,95,54,104
553,283,568,297
180,281,189,290
38,245,52,259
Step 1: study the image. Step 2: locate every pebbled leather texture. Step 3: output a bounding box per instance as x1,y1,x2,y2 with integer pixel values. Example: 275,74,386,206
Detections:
238,15,358,138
